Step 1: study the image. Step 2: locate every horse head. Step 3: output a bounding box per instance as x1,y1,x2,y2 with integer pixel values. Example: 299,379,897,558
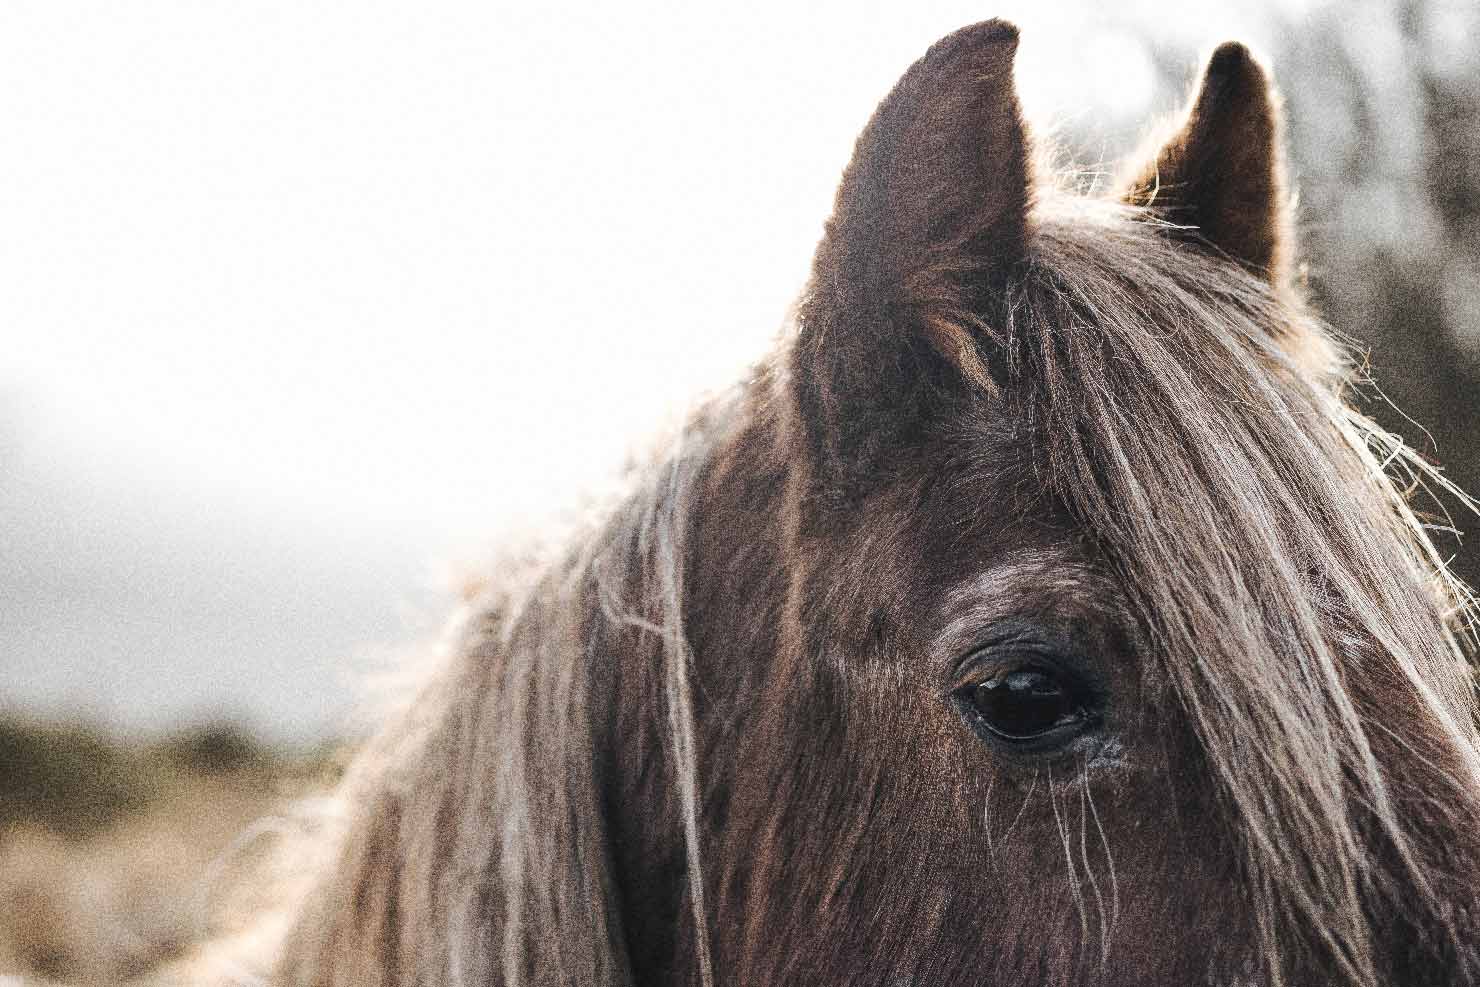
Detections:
273,21,1480,987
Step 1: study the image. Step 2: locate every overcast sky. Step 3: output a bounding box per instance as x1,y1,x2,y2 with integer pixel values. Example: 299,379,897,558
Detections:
0,1,1328,743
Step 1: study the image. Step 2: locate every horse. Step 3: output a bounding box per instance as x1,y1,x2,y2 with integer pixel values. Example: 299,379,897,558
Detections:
233,20,1480,987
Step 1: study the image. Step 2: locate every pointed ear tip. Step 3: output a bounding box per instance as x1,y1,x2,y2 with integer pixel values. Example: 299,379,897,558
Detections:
930,19,1021,61
1204,40,1271,90
968,18,1020,45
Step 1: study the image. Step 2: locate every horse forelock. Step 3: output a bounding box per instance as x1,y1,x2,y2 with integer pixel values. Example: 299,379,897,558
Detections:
971,200,1480,984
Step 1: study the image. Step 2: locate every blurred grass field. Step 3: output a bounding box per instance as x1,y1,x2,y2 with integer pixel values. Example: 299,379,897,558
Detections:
0,719,347,985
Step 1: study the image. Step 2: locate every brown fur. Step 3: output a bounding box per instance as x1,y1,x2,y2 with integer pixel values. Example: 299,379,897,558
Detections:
229,20,1480,987
1118,43,1290,279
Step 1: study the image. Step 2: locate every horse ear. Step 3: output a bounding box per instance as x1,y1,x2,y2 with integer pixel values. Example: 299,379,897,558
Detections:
1119,42,1291,284
794,20,1029,497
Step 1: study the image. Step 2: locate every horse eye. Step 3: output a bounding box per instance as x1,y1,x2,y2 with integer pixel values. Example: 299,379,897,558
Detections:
965,667,1087,742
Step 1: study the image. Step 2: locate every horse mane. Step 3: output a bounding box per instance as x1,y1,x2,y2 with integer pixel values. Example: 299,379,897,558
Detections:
258,407,733,986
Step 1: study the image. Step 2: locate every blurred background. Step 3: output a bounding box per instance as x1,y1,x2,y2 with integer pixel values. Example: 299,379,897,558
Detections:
0,0,1477,981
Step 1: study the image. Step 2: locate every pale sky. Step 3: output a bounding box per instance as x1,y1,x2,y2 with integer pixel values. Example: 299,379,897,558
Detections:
0,1,1327,742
